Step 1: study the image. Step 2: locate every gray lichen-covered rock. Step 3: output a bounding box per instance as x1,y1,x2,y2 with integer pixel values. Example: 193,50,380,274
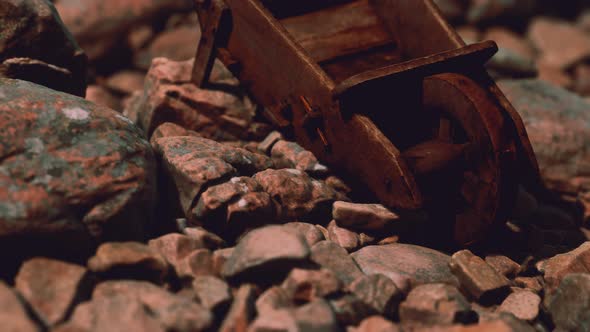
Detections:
0,0,86,96
0,78,157,267
499,79,590,196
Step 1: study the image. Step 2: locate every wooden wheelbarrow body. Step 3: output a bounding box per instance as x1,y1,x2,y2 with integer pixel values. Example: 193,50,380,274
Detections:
192,0,542,245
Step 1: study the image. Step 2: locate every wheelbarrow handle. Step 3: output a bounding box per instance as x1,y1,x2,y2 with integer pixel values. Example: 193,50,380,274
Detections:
192,0,231,87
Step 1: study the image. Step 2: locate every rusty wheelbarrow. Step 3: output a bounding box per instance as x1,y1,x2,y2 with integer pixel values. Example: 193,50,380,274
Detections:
191,0,542,245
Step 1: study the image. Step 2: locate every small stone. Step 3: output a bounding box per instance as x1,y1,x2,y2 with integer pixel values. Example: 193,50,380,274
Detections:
330,294,375,326
212,247,234,276
399,283,472,325
352,244,458,293
90,280,213,332
105,70,145,95
546,274,590,332
350,274,403,317
498,290,540,322
219,284,258,332
310,241,364,285
192,276,232,312
85,85,121,110
0,281,40,332
249,299,339,332
536,241,590,293
359,233,377,247
271,140,328,176
513,277,543,293
184,226,226,250
281,268,343,303
255,286,292,313
356,316,401,332
174,249,214,281
328,220,360,252
449,250,510,304
528,17,590,69
282,222,326,247
88,242,168,283
15,258,91,327
222,225,310,283
149,122,201,146
257,131,283,155
332,201,401,232
148,233,205,266
254,169,339,223
485,255,521,279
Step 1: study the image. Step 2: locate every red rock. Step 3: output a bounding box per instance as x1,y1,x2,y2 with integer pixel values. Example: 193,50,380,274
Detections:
498,290,540,322
88,242,168,283
15,258,91,327
350,274,403,317
221,225,310,283
352,244,458,293
0,281,40,332
281,268,343,303
250,299,339,332
105,70,146,95
399,283,472,325
356,316,401,332
0,0,86,96
149,122,201,147
192,275,232,312
253,169,339,223
310,241,364,285
135,26,200,70
329,294,375,326
174,249,215,281
271,140,329,175
0,78,156,268
134,57,262,140
282,222,326,247
546,274,590,332
192,176,277,237
484,255,521,279
449,250,510,304
55,0,191,61
255,286,292,313
332,201,401,232
536,241,590,293
528,17,590,69
183,226,226,250
513,277,543,293
91,280,213,332
257,131,284,155
148,233,206,266
85,85,121,111
153,136,272,221
219,284,258,332
327,220,360,252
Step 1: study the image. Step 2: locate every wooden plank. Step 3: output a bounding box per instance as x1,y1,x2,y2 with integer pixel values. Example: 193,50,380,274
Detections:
281,0,394,63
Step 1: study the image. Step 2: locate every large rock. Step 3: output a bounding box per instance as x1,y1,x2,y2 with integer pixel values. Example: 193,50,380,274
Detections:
0,281,40,332
0,0,86,96
351,244,458,293
499,79,590,196
153,136,272,223
0,78,156,269
253,169,339,223
131,57,266,141
546,274,590,332
536,241,590,293
221,225,310,283
15,258,92,327
55,0,192,61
